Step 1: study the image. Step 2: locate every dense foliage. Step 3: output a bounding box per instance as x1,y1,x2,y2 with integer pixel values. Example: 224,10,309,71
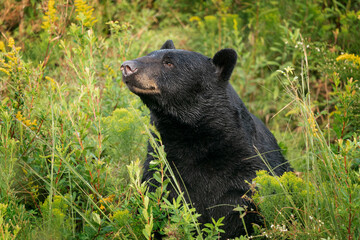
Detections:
0,0,359,239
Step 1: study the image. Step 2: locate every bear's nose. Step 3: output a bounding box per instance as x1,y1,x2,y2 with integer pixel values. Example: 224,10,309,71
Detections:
121,61,138,77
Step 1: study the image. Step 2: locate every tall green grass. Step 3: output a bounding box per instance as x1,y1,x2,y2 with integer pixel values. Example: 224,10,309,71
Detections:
251,40,360,239
1,0,359,239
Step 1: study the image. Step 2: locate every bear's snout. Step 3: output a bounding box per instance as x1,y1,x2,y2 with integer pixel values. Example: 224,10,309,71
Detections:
121,60,138,77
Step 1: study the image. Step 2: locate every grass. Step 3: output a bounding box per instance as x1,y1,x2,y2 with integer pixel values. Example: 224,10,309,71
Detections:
0,0,359,239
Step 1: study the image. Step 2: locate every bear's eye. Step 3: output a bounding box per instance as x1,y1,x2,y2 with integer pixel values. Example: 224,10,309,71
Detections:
163,60,174,68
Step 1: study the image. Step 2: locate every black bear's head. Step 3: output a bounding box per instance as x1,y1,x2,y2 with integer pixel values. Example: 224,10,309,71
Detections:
121,40,237,123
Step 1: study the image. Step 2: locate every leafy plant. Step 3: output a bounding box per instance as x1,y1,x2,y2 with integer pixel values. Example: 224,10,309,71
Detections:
1,0,359,239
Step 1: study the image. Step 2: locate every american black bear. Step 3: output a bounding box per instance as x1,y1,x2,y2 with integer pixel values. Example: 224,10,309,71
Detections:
121,40,292,239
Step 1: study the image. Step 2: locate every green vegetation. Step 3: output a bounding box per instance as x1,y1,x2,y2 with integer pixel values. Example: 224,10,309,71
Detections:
0,0,359,239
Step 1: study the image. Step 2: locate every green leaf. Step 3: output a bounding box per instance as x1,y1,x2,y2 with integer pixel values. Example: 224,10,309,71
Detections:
92,212,101,225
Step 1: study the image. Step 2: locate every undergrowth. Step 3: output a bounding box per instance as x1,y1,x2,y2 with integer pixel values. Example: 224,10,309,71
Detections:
0,0,359,239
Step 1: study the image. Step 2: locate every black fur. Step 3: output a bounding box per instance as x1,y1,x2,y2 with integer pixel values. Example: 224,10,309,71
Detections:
121,40,292,239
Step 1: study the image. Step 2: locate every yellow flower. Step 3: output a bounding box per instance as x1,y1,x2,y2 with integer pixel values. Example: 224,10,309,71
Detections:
24,119,32,127
0,41,5,52
99,194,115,203
45,76,55,83
307,116,318,136
0,38,23,75
5,54,17,63
233,18,238,32
0,67,10,76
336,53,360,67
16,111,37,129
45,76,57,91
2,62,11,69
74,0,98,27
104,64,116,76
189,16,201,22
42,0,58,32
8,37,15,48
16,111,24,121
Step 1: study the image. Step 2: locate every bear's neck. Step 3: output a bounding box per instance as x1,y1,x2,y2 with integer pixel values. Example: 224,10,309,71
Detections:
149,99,254,148
145,83,257,160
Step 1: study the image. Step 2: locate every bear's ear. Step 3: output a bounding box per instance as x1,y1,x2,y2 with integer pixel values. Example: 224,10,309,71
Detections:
161,40,176,50
212,49,237,82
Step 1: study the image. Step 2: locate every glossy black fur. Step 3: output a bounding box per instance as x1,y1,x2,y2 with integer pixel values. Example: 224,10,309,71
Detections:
122,40,292,239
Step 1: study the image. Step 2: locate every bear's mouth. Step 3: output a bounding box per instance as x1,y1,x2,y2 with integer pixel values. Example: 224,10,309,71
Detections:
127,84,160,94
124,79,160,95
